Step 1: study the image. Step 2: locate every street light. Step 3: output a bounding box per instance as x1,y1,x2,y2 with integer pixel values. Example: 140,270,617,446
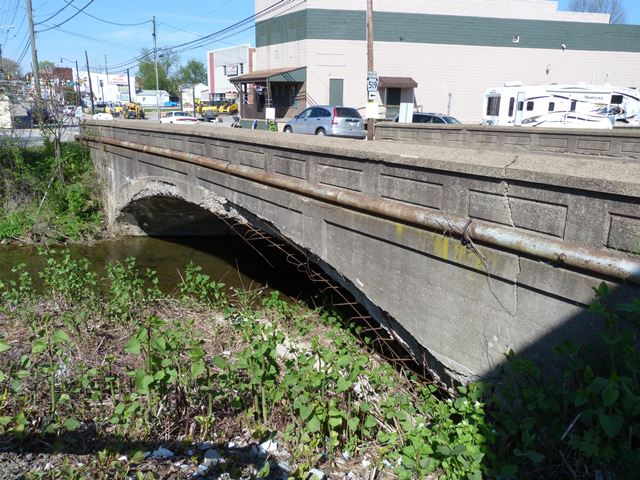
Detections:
60,57,81,106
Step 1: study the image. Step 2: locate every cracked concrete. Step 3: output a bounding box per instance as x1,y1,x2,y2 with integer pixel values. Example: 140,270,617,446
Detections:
502,154,520,229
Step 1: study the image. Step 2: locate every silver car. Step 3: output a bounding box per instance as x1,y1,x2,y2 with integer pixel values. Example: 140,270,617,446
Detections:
284,106,366,139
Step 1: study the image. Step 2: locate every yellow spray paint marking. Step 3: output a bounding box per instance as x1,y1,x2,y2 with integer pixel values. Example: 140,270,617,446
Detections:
433,235,450,261
395,223,404,239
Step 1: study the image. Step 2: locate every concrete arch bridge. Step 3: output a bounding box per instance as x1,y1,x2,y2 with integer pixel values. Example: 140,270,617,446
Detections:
80,120,640,383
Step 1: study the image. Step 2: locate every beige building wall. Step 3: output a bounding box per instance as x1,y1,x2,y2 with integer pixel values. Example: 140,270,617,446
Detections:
254,1,640,122
257,36,640,123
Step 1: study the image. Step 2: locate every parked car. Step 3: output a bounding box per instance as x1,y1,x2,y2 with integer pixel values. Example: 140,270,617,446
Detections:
160,111,199,124
283,106,366,139
393,112,461,124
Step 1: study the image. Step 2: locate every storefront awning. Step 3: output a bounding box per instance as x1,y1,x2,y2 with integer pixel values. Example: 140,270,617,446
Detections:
230,67,307,84
378,76,418,89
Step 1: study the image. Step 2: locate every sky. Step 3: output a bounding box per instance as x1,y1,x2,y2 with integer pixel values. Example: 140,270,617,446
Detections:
0,0,638,77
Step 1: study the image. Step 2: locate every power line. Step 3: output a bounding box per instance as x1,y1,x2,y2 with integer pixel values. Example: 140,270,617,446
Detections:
48,25,142,52
59,0,150,27
35,0,76,24
15,36,29,64
35,0,94,33
105,0,297,72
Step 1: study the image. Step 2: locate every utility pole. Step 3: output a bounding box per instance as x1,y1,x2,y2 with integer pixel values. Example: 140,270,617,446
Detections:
85,50,95,114
126,68,132,102
366,0,374,141
152,16,160,121
25,0,41,101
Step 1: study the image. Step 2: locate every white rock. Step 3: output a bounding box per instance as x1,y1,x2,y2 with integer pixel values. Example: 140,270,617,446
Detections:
308,468,325,480
194,464,209,476
259,439,278,455
362,458,371,469
150,447,174,459
44,463,53,471
118,455,128,462
342,451,350,461
382,459,393,468
227,441,237,448
346,472,356,480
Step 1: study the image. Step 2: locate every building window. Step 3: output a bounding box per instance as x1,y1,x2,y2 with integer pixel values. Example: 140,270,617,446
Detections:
386,88,401,106
611,94,623,104
517,101,523,111
526,101,534,111
570,100,577,112
508,97,515,117
548,102,555,112
486,96,501,116
240,63,245,74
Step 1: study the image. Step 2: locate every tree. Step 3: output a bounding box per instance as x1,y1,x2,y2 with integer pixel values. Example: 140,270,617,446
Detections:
1,57,21,80
38,60,55,75
136,48,181,96
177,59,207,85
568,0,627,24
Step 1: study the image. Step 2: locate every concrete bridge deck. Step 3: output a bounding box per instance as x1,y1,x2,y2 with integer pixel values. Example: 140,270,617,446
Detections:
80,120,640,382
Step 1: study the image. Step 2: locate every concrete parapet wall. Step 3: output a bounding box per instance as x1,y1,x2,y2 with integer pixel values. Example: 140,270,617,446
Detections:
82,120,640,382
375,123,640,160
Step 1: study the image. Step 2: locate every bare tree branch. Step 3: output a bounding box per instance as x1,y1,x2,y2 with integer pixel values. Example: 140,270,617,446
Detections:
568,0,628,24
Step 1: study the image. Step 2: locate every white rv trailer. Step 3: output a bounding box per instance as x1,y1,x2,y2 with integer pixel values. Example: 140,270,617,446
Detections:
482,83,640,129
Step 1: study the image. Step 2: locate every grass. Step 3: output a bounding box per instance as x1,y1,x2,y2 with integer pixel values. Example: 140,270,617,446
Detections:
0,251,638,479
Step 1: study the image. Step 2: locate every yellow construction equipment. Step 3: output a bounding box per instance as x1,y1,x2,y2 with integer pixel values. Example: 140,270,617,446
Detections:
105,101,124,117
195,99,218,121
123,102,145,119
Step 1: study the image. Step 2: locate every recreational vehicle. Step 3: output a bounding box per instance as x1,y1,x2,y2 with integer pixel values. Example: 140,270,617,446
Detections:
482,83,640,129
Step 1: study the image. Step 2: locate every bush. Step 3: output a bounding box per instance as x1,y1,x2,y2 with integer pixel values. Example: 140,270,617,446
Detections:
0,140,103,241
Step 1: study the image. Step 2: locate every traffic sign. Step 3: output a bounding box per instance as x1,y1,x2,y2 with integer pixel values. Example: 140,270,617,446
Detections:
367,71,379,92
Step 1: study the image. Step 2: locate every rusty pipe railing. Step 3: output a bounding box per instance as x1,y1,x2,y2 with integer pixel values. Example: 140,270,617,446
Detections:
78,133,640,285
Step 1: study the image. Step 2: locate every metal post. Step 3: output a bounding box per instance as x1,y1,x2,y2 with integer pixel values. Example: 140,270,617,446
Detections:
153,16,160,121
127,68,132,101
25,0,41,101
366,0,374,141
85,50,95,114
75,60,81,105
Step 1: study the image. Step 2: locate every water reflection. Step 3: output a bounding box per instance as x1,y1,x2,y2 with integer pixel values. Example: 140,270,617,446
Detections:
0,236,291,295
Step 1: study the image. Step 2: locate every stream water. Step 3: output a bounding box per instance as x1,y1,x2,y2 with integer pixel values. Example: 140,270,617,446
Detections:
0,236,303,296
